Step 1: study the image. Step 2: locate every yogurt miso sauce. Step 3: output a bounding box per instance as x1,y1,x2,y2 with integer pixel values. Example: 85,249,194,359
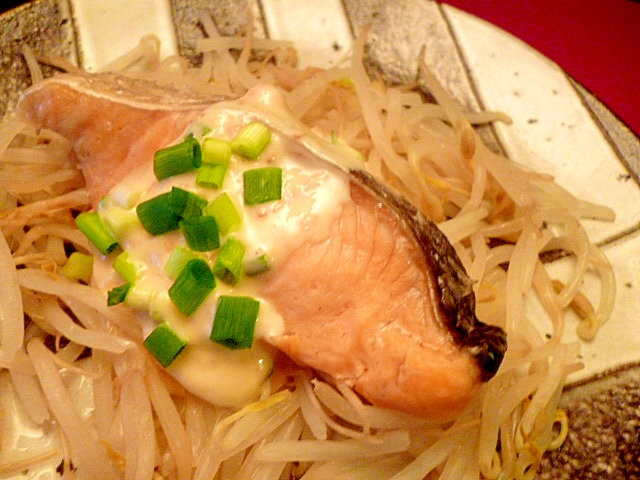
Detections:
92,91,354,407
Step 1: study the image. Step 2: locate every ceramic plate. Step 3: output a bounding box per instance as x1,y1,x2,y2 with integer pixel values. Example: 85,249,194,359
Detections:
1,0,640,478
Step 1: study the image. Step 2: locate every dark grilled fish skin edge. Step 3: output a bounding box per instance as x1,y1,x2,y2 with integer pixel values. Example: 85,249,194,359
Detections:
351,170,507,382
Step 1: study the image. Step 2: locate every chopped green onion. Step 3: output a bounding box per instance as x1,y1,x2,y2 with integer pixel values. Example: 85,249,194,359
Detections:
243,167,282,205
244,254,272,276
213,237,245,285
113,251,135,283
107,283,131,306
124,282,157,310
203,193,242,236
153,135,202,180
148,294,175,323
179,216,220,252
76,211,119,255
164,245,201,278
189,122,212,138
100,206,139,240
169,187,207,218
113,251,144,283
196,163,227,189
202,137,232,165
60,252,93,283
169,258,216,316
231,122,272,159
143,322,186,367
136,192,182,235
335,77,354,89
210,296,259,349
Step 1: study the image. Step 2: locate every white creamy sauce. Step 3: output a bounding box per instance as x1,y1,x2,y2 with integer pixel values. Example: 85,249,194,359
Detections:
94,95,352,407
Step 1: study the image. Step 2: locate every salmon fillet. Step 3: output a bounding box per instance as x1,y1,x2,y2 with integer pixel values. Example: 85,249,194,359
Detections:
17,74,207,206
16,73,506,419
264,183,482,418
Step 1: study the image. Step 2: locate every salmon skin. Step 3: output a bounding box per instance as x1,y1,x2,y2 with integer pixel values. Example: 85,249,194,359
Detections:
17,73,506,419
352,170,506,382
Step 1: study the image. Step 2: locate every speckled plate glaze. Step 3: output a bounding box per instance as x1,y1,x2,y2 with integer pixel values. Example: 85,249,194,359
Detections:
1,1,640,478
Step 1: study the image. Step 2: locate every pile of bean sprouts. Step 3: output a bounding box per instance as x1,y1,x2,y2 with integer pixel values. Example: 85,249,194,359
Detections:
0,15,615,480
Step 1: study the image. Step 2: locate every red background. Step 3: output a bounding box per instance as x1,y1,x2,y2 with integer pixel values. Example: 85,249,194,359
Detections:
442,0,640,136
